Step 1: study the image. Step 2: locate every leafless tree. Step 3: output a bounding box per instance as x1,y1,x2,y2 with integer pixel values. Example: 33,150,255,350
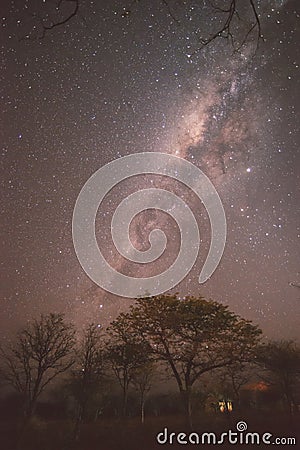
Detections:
210,361,256,411
70,323,105,439
131,361,156,423
106,317,152,417
0,313,75,419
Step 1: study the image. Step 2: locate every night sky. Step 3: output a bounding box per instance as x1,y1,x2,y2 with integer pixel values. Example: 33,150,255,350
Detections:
1,0,299,339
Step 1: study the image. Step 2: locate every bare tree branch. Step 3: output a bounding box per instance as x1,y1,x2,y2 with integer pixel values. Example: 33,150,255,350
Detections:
120,0,263,57
191,0,263,56
20,0,79,40
19,0,263,57
0,313,75,418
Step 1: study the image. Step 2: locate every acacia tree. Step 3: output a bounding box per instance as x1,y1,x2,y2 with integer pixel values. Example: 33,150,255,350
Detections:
0,313,75,419
113,294,261,427
70,323,105,439
106,317,153,417
257,340,300,414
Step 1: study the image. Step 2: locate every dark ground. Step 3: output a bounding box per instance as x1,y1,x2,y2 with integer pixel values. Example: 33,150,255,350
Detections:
0,412,299,450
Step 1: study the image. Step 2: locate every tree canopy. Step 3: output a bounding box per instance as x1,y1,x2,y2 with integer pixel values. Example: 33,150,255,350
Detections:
109,294,262,424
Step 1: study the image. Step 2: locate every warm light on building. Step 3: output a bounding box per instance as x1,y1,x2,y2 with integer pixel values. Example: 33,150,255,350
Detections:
218,400,233,412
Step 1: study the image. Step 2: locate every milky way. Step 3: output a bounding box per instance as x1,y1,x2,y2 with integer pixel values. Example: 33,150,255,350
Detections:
1,0,299,339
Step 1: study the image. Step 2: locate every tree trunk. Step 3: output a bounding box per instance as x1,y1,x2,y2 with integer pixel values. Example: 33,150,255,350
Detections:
140,395,145,424
122,385,128,417
24,396,37,419
234,393,240,411
73,404,83,441
232,381,240,411
73,396,88,441
181,389,192,429
16,400,36,450
283,380,294,415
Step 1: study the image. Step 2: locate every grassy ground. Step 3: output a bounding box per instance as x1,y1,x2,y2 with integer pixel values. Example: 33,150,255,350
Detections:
0,411,299,449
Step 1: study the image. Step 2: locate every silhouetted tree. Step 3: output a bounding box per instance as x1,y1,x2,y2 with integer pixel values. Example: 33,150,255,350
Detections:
0,313,75,419
217,361,256,410
106,317,152,417
131,361,156,423
112,294,261,427
257,340,300,414
70,323,105,439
